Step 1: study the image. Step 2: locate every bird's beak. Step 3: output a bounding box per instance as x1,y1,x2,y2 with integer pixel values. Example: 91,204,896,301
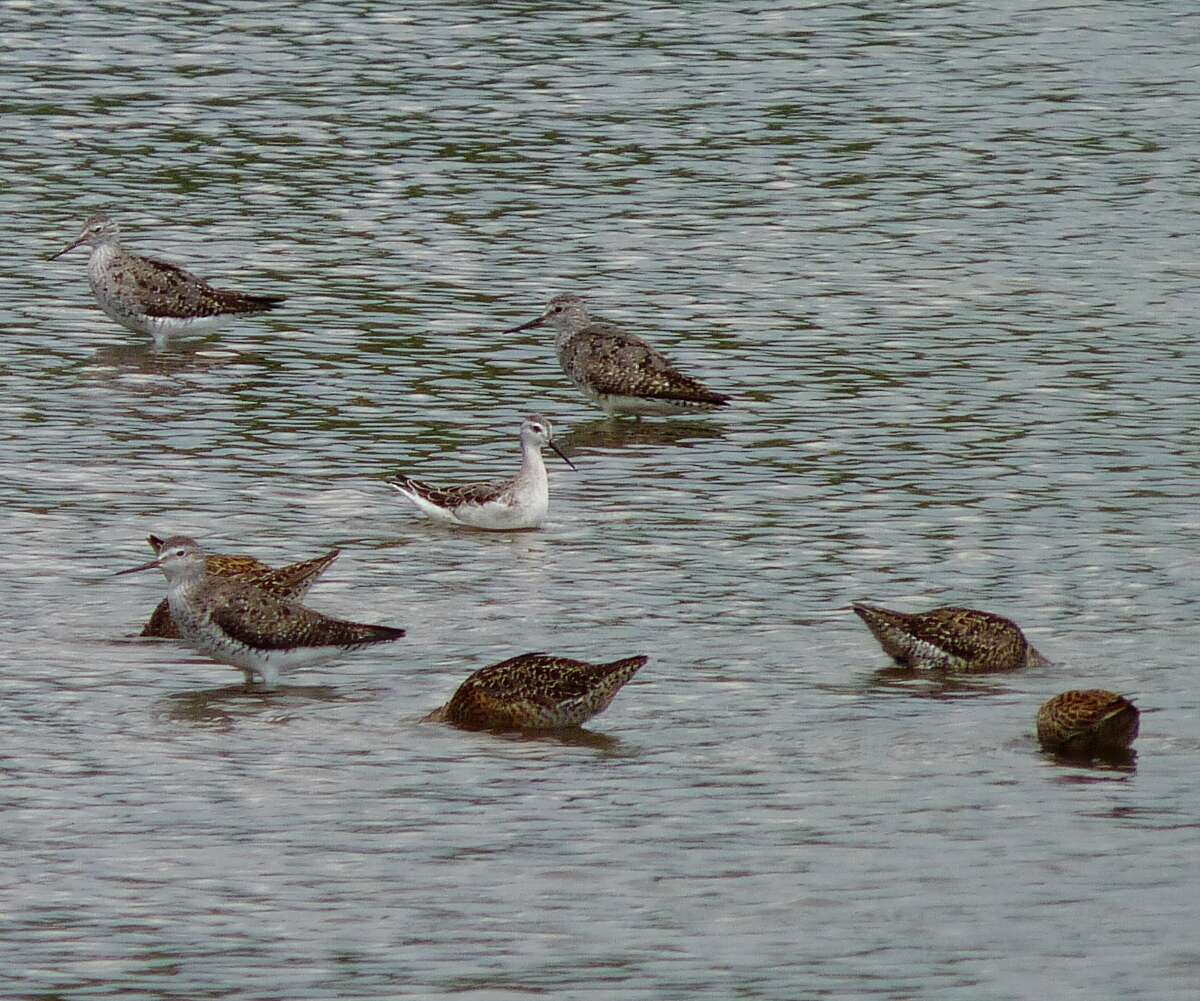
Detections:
502,313,547,334
48,235,86,261
112,556,162,577
550,441,577,471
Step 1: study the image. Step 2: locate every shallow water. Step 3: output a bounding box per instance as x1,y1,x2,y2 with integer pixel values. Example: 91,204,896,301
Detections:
2,3,1199,998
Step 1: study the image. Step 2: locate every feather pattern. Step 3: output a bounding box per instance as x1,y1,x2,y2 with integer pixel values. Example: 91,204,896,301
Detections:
141,536,338,638
388,415,572,530
504,294,729,416
1036,690,1139,753
192,586,405,653
557,320,730,409
51,213,283,342
852,603,1050,672
94,251,284,320
425,652,646,730
120,535,404,689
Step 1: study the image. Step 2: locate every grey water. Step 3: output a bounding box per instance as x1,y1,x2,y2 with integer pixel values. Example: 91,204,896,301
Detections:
2,2,1199,998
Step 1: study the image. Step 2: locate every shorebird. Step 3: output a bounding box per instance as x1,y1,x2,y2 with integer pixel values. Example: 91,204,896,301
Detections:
139,535,339,639
49,213,284,343
116,536,404,689
1036,690,1140,754
424,652,646,730
502,293,730,417
852,603,1051,672
388,414,576,530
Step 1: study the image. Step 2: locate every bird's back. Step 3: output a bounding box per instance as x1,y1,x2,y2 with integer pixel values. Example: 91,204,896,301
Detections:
428,652,645,729
853,603,1037,671
142,549,338,638
172,576,403,654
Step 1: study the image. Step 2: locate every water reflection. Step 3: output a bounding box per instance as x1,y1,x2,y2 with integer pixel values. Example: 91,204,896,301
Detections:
851,666,1014,700
156,683,343,727
424,718,628,753
561,417,727,453
75,337,236,381
1041,746,1138,775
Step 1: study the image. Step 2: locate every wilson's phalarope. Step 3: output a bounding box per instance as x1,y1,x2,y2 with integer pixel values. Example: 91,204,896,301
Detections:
389,415,575,531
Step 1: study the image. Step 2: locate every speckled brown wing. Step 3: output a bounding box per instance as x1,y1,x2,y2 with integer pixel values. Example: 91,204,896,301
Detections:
238,550,340,598
429,652,646,729
140,600,180,638
393,476,513,508
559,324,729,406
150,535,338,597
1036,690,1139,751
141,552,270,638
908,607,1028,667
211,555,269,575
117,254,285,319
203,581,404,652
141,540,339,638
852,603,1036,671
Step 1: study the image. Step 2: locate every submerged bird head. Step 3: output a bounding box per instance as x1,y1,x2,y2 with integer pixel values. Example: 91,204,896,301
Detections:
49,212,120,260
502,293,589,335
521,414,576,470
114,534,207,586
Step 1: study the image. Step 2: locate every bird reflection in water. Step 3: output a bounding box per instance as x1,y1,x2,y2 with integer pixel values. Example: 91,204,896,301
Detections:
858,665,1013,701
157,683,343,728
559,417,726,453
1041,745,1138,774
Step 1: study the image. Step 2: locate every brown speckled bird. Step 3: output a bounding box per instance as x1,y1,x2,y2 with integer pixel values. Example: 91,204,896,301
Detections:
140,535,339,638
1036,690,1139,753
424,652,646,730
49,213,284,344
852,603,1051,672
503,293,730,417
117,536,404,689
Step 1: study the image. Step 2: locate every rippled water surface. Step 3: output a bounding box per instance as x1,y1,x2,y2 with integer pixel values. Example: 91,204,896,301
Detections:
3,3,1200,998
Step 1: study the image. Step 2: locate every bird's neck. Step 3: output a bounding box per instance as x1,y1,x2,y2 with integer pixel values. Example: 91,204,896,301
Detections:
519,440,547,479
165,567,207,599
88,241,121,273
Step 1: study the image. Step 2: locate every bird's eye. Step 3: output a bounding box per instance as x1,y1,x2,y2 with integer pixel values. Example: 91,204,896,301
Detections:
531,424,544,433
553,305,563,313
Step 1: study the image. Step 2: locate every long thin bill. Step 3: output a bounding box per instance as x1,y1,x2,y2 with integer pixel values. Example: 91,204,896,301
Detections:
47,237,85,261
112,557,162,577
501,315,546,334
550,441,577,471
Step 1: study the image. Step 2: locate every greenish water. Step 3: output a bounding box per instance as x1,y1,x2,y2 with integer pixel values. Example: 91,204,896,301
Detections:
2,3,1199,999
